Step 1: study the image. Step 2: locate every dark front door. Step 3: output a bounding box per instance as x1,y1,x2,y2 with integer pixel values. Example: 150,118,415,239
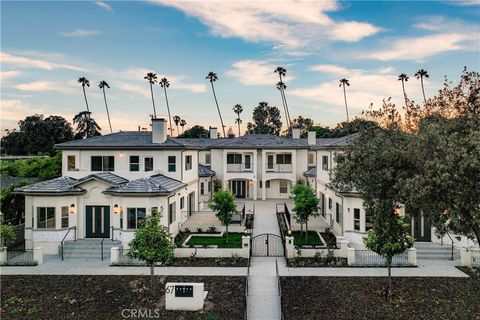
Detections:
188,192,195,216
85,206,110,238
231,180,246,198
412,215,431,242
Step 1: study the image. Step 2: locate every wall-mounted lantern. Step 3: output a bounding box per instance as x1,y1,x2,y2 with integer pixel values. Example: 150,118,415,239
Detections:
113,204,123,214
288,229,292,236
69,204,76,214
394,205,401,215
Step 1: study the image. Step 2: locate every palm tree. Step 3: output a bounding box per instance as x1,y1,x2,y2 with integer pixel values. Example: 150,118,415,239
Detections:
206,72,226,137
98,80,112,133
339,78,350,122
274,67,292,131
159,77,173,137
173,115,181,137
414,69,429,105
144,72,158,118
397,73,409,109
179,119,186,134
233,104,243,137
78,77,90,112
73,111,101,139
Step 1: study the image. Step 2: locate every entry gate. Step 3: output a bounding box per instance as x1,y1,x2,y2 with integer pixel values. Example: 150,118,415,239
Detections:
251,233,284,257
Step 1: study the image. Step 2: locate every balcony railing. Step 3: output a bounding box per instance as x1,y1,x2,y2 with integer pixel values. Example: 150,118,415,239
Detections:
266,164,293,173
226,163,254,173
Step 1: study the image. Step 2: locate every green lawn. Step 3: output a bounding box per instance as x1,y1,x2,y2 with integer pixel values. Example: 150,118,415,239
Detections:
292,231,324,247
186,232,245,248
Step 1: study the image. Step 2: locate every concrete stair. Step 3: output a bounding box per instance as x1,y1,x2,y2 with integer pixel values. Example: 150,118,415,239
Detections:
414,242,460,260
60,239,122,259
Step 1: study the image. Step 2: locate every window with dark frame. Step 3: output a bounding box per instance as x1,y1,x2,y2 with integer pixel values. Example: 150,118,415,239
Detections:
205,153,211,164
279,180,288,193
67,155,76,171
91,156,115,171
336,202,340,223
266,180,270,188
180,197,185,210
61,206,69,228
308,153,315,164
208,180,211,192
144,157,154,171
322,155,329,171
168,202,176,225
227,154,242,164
130,156,140,171
168,156,176,172
354,208,361,231
328,197,332,210
37,207,55,229
126,208,146,229
200,182,205,195
276,154,292,164
185,155,192,170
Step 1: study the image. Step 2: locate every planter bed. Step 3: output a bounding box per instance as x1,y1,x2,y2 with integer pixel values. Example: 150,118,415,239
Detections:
281,268,480,320
292,231,324,247
287,257,348,267
112,257,248,267
1,275,246,320
186,233,245,248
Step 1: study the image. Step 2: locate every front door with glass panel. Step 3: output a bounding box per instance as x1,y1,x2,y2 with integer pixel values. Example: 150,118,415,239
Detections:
85,206,110,238
231,180,246,198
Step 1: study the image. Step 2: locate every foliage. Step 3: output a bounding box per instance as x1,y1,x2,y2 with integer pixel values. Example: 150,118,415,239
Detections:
208,189,237,243
246,102,283,135
186,232,244,248
177,125,209,138
73,111,102,139
291,183,320,242
0,152,62,181
1,114,74,156
0,214,16,250
127,214,175,289
1,182,27,223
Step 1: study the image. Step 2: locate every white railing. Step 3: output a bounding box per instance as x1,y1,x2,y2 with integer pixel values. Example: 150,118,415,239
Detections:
226,163,253,172
350,248,416,266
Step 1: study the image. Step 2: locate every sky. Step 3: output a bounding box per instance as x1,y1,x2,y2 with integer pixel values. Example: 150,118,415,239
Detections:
1,0,479,136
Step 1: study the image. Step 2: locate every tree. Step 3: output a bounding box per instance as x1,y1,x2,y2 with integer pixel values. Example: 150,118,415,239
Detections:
73,111,101,139
179,119,186,134
339,78,350,122
177,125,209,138
144,72,158,118
208,189,237,243
127,212,175,289
414,69,429,105
206,72,226,138
159,77,174,137
287,116,314,137
173,115,181,137
78,77,90,112
398,73,409,109
1,182,26,224
274,66,292,131
233,104,243,137
246,102,282,135
0,214,16,250
291,183,320,242
98,80,113,133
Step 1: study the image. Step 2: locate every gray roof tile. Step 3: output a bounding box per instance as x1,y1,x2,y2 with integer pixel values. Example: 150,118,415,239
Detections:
74,172,128,186
13,177,85,195
198,164,215,177
104,174,186,195
303,166,317,177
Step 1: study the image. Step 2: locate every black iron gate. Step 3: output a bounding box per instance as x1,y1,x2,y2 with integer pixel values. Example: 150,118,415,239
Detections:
251,233,284,257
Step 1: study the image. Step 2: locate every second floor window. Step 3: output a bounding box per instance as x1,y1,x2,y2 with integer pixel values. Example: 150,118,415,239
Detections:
322,155,329,171
185,155,192,170
276,154,292,164
67,155,76,171
144,157,154,171
130,156,140,171
227,154,242,164
91,156,114,171
200,182,205,195
308,153,315,165
205,153,211,164
168,156,176,172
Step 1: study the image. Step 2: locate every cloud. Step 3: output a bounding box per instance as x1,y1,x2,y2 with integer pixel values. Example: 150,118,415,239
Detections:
149,0,380,52
59,29,101,37
226,60,294,86
95,1,112,11
0,70,22,81
14,80,75,93
1,52,84,71
116,82,151,99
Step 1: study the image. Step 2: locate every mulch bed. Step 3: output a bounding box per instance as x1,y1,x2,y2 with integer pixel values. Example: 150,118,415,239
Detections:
1,275,246,320
167,257,248,267
281,267,480,320
287,257,347,267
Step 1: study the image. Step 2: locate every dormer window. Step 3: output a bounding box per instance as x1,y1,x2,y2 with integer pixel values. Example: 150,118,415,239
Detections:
91,156,114,172
130,156,140,171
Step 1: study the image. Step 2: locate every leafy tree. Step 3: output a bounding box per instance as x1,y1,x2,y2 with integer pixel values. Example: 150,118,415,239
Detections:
398,73,409,109
0,152,62,181
246,102,282,135
1,130,27,155
274,66,292,131
179,119,186,134
159,77,174,137
173,115,181,137
339,78,350,122
127,212,175,289
206,72,226,138
73,111,101,139
98,80,113,133
414,69,429,105
209,189,237,243
0,214,16,250
291,183,319,242
1,182,27,224
177,125,209,138
144,72,158,118
233,104,243,137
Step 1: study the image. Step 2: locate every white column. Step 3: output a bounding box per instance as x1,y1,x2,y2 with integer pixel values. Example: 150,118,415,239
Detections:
0,248,7,264
261,150,267,200
407,248,417,266
285,236,295,259
33,247,43,265
347,247,356,266
111,247,120,264
242,236,251,258
460,247,472,267
338,239,350,258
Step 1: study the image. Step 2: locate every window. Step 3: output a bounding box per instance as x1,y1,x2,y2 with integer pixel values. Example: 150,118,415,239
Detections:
227,154,242,164
276,154,292,164
120,212,123,229
279,180,288,194
244,155,252,170
266,180,270,188
168,202,176,225
205,154,211,164
61,206,69,228
308,153,315,165
366,210,374,231
328,198,332,210
180,197,185,210
168,156,176,172
91,156,114,171
144,157,154,171
208,180,211,193
67,155,76,171
259,180,263,188
335,202,341,223
354,208,361,231
127,208,146,229
319,193,326,217
37,207,55,229
130,156,140,171
322,155,329,171
185,155,192,171
200,182,205,195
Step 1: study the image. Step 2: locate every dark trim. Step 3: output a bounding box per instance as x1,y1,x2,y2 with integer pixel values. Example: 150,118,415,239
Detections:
12,190,86,196
56,146,201,151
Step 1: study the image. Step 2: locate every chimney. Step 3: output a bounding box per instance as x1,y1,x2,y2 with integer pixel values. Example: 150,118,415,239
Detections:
210,127,218,139
292,128,300,139
152,118,167,143
308,131,316,145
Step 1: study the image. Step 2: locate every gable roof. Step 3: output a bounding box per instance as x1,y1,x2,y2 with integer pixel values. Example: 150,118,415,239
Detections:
198,164,216,177
303,166,317,177
13,177,85,195
103,174,186,196
73,172,128,187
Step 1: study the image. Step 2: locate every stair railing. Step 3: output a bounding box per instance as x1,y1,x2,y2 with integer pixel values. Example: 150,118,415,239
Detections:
60,226,77,261
101,237,105,261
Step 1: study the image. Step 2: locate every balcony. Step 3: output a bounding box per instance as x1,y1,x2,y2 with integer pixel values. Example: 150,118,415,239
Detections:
226,163,254,173
265,164,293,173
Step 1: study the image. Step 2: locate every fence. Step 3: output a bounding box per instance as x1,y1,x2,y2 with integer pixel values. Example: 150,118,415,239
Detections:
6,249,34,264
472,250,480,267
460,248,480,267
350,248,416,266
